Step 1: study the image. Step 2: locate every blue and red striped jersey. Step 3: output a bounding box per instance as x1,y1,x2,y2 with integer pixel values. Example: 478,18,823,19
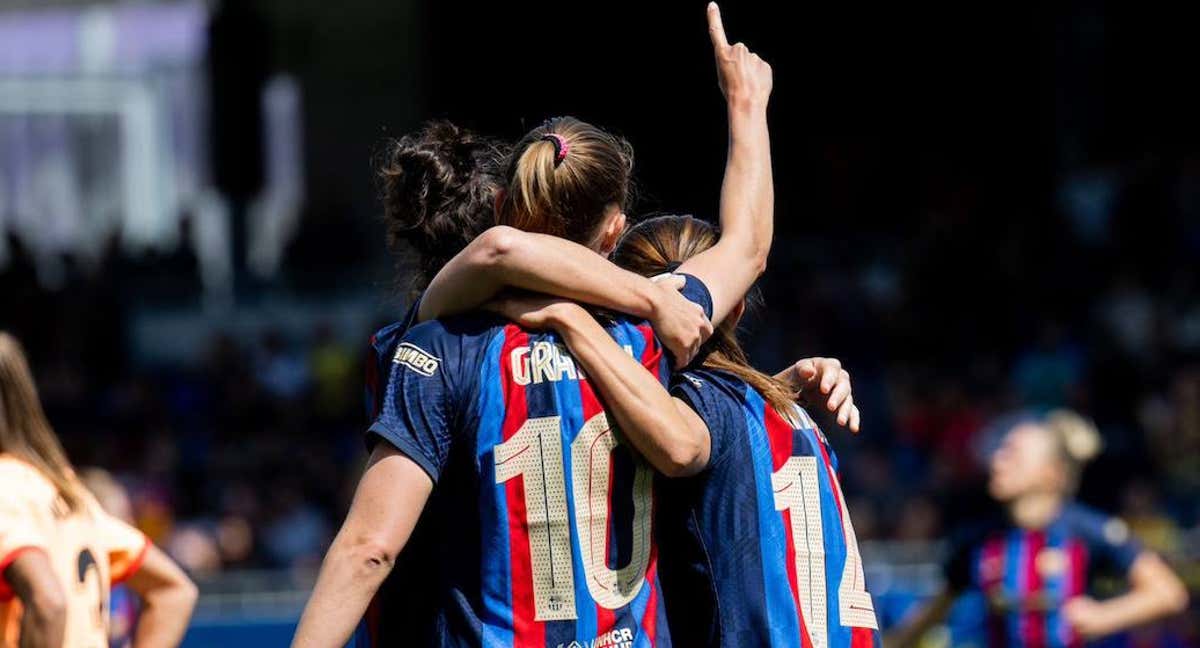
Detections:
944,502,1142,648
362,276,711,648
661,368,881,648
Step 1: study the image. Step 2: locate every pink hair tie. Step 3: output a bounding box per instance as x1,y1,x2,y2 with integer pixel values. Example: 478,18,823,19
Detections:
541,133,570,167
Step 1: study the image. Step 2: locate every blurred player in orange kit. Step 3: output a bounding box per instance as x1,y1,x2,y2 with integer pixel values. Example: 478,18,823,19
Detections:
0,332,198,648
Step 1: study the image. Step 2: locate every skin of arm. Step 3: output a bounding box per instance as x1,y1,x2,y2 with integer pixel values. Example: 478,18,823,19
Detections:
124,545,198,648
493,298,712,477
417,226,713,367
415,6,773,362
884,589,957,648
292,445,434,648
1063,551,1190,639
6,550,66,648
674,3,775,324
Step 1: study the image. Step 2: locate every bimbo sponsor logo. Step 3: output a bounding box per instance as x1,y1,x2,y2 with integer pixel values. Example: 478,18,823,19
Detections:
392,342,440,376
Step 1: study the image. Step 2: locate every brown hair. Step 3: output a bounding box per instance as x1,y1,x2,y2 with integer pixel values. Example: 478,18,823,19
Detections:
377,121,510,288
612,215,798,422
498,116,634,246
0,332,85,511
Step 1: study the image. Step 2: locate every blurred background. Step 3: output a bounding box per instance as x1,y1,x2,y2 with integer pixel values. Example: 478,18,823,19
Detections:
0,1,1197,645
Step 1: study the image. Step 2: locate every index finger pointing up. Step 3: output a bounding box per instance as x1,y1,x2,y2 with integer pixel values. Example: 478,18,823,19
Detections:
707,2,729,50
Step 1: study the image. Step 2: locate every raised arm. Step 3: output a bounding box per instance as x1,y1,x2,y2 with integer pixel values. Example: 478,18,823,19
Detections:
292,446,433,648
419,226,713,366
492,296,712,477
675,3,775,323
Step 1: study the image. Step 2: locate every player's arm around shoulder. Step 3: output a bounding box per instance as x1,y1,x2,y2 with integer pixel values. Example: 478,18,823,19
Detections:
490,296,713,477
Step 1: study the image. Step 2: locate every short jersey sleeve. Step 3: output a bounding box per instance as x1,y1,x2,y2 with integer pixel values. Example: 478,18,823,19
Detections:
670,371,739,469
366,318,490,483
1069,505,1142,574
93,509,150,584
677,273,713,320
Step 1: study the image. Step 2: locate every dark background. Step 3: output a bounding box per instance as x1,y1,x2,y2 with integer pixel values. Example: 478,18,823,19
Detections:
1,0,1198,635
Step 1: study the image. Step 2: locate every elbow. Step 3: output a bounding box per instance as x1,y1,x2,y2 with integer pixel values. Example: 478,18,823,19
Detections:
177,578,200,614
470,225,524,269
343,535,397,581
748,242,769,278
1163,579,1190,615
657,441,708,478
141,574,199,617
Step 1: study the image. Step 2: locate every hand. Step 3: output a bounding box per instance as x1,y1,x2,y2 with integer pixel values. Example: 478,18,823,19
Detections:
486,294,587,331
708,3,773,111
1063,596,1114,640
776,357,860,433
649,274,714,368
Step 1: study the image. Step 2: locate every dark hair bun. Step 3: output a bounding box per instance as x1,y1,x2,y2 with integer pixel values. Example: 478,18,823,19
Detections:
378,121,509,286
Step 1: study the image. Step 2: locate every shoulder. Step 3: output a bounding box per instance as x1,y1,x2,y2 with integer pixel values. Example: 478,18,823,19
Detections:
1062,502,1134,546
382,314,510,389
677,273,713,319
670,368,748,418
0,456,55,504
397,313,508,352
671,367,744,393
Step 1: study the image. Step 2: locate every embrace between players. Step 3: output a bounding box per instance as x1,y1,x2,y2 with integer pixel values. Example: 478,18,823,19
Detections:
293,4,1187,648
294,5,878,647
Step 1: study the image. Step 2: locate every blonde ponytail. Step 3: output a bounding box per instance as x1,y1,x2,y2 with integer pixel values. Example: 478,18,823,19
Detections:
498,116,634,244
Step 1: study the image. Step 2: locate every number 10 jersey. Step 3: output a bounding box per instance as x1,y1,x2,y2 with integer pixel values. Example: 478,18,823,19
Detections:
366,277,711,648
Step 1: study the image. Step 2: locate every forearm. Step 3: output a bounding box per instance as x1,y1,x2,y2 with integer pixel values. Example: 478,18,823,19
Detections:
677,100,774,324
419,226,661,322
555,309,708,476
18,604,64,648
293,447,431,648
292,534,393,648
722,104,773,270
1087,584,1189,634
132,586,196,648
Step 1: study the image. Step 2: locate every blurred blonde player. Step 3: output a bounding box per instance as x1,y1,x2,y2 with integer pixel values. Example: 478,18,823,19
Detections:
0,332,197,648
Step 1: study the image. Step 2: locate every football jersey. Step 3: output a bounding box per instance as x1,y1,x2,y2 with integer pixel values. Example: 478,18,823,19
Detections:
363,277,712,648
0,456,149,648
661,369,881,648
944,502,1142,648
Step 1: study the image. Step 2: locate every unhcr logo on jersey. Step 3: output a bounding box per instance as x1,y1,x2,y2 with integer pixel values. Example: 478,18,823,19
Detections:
393,342,440,376
555,627,634,648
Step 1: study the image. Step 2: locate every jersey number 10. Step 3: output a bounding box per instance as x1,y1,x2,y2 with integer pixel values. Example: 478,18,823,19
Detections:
494,413,652,621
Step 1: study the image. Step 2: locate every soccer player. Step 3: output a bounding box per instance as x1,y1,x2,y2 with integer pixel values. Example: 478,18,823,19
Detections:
0,333,197,648
293,7,780,646
489,212,882,648
888,410,1189,647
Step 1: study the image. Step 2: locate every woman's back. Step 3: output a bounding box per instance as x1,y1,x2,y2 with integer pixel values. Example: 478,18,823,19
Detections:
0,455,148,648
660,368,880,648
